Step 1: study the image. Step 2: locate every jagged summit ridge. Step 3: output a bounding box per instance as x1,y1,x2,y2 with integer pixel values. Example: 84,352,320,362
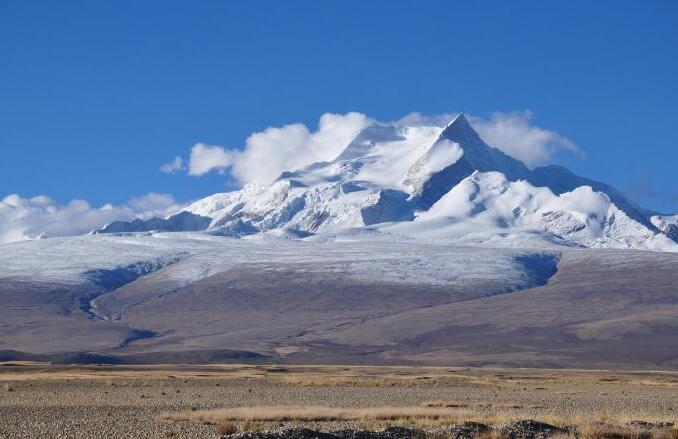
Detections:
95,115,677,252
440,114,481,145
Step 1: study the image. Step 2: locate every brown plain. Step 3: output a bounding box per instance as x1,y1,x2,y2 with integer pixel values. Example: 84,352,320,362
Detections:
1,363,676,438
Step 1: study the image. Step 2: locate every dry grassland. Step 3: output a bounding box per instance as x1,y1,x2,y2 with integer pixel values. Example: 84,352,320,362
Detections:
0,363,676,438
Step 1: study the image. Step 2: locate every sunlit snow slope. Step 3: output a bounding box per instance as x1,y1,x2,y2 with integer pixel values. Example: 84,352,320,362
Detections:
96,115,677,252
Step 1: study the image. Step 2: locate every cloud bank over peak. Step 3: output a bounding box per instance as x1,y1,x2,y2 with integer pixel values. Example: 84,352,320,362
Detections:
188,143,233,176
184,112,371,184
468,111,582,167
0,193,182,244
175,110,581,185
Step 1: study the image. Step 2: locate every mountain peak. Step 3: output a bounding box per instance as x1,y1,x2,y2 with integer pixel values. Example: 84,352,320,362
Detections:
440,113,482,146
446,113,468,127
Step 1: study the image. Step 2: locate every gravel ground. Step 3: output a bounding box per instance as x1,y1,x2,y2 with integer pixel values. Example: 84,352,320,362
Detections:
1,364,676,438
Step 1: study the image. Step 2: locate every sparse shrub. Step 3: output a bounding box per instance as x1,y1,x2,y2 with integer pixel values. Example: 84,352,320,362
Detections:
216,421,237,435
241,419,260,432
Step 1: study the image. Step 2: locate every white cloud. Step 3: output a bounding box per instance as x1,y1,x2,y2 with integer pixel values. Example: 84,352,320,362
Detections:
185,112,371,184
397,111,582,167
188,143,234,176
160,156,184,174
173,110,581,180
0,193,182,244
468,111,582,167
126,193,179,214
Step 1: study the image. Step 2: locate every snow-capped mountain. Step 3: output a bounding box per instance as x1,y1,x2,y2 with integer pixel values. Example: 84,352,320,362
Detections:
6,115,678,367
95,114,678,252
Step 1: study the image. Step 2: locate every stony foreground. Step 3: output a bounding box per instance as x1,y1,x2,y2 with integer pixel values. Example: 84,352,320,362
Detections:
0,364,676,438
220,421,569,439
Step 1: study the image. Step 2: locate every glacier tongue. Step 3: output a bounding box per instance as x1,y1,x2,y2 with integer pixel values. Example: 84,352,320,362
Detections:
92,114,677,252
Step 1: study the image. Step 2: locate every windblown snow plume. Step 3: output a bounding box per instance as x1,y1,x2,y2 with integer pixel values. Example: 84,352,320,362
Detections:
469,111,581,167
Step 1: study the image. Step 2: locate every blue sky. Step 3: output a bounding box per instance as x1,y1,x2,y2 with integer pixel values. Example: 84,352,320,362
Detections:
1,0,677,213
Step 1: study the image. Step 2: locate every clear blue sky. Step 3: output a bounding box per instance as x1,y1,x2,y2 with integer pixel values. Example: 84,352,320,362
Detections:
1,0,676,212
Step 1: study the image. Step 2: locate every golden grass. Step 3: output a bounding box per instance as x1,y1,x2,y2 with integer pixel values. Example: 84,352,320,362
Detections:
2,363,676,390
577,424,678,439
627,380,678,387
421,400,543,410
164,406,678,439
164,406,469,423
162,405,556,430
161,405,678,434
277,373,477,388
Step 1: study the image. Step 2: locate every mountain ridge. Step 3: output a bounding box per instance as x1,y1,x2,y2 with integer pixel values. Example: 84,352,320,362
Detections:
94,114,677,252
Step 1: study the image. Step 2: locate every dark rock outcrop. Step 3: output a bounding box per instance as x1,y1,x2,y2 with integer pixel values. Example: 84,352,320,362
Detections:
626,421,674,430
450,422,491,439
221,422,570,439
501,420,568,439
222,427,426,439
